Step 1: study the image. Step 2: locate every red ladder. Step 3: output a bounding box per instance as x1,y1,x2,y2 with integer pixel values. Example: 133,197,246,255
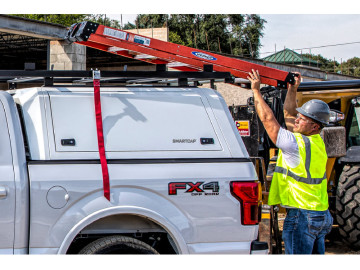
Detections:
66,21,296,88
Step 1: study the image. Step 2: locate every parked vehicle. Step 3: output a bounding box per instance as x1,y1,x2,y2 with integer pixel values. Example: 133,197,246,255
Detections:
0,70,267,254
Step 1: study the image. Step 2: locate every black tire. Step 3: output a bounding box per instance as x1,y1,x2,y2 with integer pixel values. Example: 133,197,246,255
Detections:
79,235,159,254
336,164,360,250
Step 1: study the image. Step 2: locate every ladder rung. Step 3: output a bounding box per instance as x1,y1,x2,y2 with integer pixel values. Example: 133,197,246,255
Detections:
134,54,157,60
108,46,128,52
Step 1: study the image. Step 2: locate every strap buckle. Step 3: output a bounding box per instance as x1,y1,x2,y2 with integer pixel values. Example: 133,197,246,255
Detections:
92,69,101,80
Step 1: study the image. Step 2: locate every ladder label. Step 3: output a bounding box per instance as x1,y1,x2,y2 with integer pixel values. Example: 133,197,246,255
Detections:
191,51,217,61
134,35,151,46
103,27,129,41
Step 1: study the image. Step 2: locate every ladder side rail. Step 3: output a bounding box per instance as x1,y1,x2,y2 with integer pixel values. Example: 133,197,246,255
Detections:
78,36,279,87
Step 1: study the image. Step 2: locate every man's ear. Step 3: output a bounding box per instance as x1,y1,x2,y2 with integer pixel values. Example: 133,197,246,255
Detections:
312,123,321,133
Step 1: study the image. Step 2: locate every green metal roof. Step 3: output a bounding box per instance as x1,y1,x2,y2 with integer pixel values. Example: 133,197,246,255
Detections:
262,48,319,67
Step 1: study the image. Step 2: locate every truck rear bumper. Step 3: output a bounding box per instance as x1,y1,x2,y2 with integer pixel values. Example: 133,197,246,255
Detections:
250,241,269,254
187,241,268,254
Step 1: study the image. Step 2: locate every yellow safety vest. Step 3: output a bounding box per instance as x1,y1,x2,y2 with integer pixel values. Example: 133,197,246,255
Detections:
268,133,328,211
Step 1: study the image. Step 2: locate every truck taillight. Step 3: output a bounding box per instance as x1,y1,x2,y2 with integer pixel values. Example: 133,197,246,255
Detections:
230,181,262,225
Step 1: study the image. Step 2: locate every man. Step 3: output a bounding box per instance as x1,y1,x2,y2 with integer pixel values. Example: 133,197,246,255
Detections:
247,69,333,254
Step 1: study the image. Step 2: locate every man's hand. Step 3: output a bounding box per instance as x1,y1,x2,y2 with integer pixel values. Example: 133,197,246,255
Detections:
247,69,261,91
288,72,302,91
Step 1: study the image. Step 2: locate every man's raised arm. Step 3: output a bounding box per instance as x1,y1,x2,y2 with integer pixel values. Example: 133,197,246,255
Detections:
247,69,280,145
283,73,301,132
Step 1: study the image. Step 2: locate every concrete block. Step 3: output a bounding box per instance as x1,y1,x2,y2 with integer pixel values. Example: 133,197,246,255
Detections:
56,53,71,63
65,62,84,70
50,41,66,54
75,44,86,55
51,63,65,70
50,40,86,70
49,54,58,63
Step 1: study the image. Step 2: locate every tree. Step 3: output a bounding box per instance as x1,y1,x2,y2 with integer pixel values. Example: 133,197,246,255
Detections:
303,53,340,73
336,57,360,77
11,14,121,28
131,14,266,57
303,53,360,77
12,14,89,26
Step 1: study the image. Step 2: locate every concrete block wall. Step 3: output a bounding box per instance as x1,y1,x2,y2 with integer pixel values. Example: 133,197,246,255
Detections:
49,41,86,70
126,28,168,42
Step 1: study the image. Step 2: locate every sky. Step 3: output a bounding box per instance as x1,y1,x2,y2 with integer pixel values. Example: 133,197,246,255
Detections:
259,14,360,62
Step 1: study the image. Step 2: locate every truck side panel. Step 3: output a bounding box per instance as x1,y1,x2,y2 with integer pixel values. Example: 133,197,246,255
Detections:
27,161,257,254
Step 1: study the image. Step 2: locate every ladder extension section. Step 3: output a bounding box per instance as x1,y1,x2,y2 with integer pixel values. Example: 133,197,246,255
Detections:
66,21,296,88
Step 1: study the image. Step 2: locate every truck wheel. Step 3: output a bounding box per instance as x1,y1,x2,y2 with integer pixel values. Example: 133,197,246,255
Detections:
79,235,159,254
336,164,360,250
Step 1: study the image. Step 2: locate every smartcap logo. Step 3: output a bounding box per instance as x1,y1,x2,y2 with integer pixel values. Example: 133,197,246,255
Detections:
191,51,217,61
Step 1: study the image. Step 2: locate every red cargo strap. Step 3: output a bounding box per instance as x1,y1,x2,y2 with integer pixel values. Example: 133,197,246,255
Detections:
93,70,110,200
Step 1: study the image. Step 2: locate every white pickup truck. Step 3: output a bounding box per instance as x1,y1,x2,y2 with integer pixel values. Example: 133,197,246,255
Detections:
0,81,267,254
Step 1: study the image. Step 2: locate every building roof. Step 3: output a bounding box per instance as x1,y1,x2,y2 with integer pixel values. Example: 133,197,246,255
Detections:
262,48,319,67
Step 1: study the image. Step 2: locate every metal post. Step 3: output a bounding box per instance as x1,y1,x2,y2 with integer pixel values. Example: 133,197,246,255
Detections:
218,37,221,53
283,46,285,63
194,28,197,49
205,32,210,51
229,34,233,55
341,58,343,74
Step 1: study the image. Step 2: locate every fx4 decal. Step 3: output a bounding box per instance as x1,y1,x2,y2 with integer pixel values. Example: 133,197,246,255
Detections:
168,181,220,196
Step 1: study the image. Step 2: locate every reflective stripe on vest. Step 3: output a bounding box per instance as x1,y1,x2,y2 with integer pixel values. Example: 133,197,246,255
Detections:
274,134,327,185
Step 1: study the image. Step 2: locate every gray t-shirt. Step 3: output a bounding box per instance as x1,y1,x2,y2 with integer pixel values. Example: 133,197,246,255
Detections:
275,127,300,168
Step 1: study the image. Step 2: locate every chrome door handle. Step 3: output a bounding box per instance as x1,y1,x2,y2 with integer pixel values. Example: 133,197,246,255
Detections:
0,186,7,199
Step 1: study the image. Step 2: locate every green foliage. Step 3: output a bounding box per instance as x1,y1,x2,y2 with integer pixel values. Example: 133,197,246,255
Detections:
123,22,136,30
130,14,266,57
87,14,121,28
11,14,89,26
303,53,339,71
336,57,360,77
11,14,121,28
303,53,360,77
169,31,186,46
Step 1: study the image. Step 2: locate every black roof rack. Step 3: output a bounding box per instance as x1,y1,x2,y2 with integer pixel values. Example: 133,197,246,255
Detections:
2,66,360,92
0,65,234,90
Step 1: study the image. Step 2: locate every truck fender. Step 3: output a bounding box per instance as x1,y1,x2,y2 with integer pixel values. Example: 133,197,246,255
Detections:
339,146,360,163
57,205,189,254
